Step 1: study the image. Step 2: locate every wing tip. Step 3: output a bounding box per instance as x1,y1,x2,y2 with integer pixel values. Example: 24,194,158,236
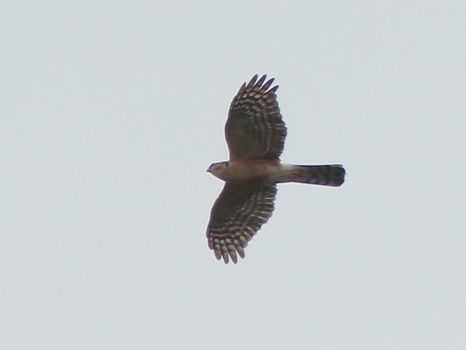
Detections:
207,236,246,264
246,74,278,92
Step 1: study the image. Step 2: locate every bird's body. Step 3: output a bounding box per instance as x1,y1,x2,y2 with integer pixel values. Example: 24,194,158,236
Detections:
208,160,344,186
208,160,279,182
206,74,345,263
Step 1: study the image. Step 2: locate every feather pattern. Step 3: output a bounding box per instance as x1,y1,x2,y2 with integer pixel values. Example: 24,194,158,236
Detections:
206,182,277,263
225,74,287,161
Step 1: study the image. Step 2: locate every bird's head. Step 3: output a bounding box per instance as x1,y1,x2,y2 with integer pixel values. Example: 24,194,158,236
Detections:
207,161,229,180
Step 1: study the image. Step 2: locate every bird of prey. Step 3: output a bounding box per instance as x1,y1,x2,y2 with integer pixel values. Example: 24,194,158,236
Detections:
206,74,345,263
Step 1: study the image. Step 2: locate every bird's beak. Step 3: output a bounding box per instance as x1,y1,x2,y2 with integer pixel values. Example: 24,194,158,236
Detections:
206,167,210,173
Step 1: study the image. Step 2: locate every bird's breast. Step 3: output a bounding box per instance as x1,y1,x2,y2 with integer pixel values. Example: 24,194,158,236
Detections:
223,160,281,182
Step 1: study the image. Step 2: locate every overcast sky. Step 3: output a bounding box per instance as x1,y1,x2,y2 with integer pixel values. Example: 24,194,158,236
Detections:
1,1,465,349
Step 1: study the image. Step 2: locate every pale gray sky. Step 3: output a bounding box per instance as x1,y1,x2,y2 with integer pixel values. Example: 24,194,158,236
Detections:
1,1,465,349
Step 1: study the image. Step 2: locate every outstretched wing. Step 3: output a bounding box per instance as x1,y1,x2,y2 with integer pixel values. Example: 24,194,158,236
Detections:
206,182,277,263
225,74,287,161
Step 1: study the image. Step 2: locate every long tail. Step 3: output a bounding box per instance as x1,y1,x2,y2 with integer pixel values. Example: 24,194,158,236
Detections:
280,164,345,187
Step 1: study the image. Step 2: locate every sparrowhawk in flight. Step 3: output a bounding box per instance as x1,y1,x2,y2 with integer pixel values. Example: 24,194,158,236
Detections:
206,74,345,263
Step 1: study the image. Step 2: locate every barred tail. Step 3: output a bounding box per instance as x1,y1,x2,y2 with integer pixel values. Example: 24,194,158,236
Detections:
284,164,345,187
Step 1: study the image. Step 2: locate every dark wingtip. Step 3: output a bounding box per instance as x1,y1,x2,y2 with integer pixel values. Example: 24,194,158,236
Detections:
247,74,258,87
256,74,267,86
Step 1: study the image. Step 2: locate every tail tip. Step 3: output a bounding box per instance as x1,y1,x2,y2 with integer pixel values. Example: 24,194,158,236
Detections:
332,165,346,186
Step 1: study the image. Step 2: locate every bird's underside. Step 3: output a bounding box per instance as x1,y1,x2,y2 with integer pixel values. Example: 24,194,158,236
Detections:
206,74,345,264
